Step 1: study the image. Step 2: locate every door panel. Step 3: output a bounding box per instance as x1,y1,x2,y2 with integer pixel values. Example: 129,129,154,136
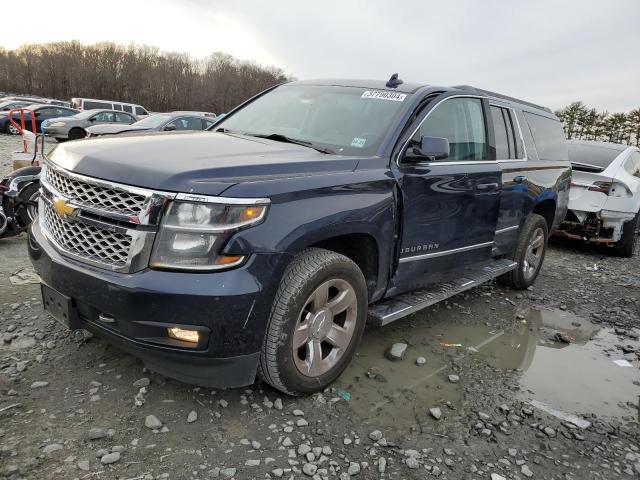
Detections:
389,163,501,295
388,95,502,296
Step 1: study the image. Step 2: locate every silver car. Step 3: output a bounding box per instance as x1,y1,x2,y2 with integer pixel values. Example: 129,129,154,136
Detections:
43,109,137,141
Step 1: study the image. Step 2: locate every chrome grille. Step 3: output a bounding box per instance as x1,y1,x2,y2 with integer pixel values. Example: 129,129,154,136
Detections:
43,202,131,268
45,165,147,215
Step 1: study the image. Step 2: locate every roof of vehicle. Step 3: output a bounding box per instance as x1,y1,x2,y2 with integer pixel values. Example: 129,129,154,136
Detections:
287,78,428,94
284,79,553,113
73,97,145,107
569,140,630,152
568,140,632,169
23,104,76,111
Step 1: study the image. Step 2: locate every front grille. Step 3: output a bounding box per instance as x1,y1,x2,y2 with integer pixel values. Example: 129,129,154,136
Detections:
43,202,132,268
45,166,147,215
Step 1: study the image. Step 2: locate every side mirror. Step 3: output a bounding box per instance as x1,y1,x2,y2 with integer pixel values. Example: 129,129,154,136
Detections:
406,136,450,161
88,117,96,122
164,124,176,132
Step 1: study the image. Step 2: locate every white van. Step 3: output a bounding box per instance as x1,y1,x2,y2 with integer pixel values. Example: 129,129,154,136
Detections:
71,98,150,117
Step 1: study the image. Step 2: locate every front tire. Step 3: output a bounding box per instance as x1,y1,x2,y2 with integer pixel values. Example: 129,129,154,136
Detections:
258,248,368,395
501,213,548,289
614,211,640,258
68,128,86,141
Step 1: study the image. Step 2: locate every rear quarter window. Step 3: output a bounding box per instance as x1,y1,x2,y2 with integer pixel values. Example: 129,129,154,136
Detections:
524,112,568,161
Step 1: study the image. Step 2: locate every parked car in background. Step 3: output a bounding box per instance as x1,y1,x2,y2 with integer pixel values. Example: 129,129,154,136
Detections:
71,98,149,116
86,113,214,137
172,110,216,118
556,140,640,256
0,104,78,134
30,77,570,394
43,109,137,141
0,100,34,111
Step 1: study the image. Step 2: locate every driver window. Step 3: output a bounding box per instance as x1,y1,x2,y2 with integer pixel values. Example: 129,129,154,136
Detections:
92,112,114,122
415,97,488,161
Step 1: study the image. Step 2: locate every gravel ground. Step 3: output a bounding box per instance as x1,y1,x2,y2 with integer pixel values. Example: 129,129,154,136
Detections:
1,133,639,479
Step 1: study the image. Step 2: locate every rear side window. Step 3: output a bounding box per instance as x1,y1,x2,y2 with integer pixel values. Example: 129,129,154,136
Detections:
115,113,134,123
417,97,488,161
84,101,112,110
122,105,133,113
524,112,567,161
491,106,524,159
113,104,122,111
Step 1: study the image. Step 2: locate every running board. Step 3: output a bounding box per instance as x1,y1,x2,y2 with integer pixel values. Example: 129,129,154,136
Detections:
368,259,517,327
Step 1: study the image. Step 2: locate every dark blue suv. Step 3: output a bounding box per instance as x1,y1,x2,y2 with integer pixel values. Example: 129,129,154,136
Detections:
28,77,570,395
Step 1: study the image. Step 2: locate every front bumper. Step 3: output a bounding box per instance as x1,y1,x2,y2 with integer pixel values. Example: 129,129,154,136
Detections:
29,221,290,388
42,126,68,139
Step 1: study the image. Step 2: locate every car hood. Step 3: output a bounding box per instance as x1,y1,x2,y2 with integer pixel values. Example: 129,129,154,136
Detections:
48,131,359,196
86,124,151,135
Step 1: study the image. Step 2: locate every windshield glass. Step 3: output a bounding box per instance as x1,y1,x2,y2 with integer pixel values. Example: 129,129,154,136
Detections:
74,110,103,119
217,85,409,155
134,114,172,128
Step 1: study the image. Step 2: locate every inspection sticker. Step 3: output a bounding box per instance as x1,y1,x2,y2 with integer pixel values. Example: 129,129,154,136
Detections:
351,137,367,148
361,90,407,102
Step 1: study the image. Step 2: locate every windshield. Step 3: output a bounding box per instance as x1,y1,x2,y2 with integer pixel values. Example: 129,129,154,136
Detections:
217,85,409,155
133,114,172,128
73,110,104,119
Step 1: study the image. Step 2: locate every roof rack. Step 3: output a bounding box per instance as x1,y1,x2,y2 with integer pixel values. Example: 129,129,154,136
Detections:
452,85,552,113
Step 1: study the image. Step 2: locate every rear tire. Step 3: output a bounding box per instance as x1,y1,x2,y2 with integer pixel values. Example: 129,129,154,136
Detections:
501,213,548,289
614,211,640,258
258,248,367,396
68,128,86,141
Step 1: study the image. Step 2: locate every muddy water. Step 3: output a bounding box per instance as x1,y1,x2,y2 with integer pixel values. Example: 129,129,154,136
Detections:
337,305,640,433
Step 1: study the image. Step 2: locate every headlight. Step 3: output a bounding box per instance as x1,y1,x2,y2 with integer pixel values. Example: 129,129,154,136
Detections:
47,121,66,128
149,200,268,271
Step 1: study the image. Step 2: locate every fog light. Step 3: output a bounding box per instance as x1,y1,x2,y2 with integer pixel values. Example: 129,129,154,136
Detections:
168,327,199,343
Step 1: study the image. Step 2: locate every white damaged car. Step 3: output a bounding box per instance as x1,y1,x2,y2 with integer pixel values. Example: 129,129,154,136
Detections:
557,140,640,257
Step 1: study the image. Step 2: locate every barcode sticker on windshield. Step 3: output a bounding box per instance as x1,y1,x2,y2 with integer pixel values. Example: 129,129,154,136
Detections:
361,90,407,102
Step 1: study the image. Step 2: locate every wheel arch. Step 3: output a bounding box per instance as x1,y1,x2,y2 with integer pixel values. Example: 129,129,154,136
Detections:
531,197,557,232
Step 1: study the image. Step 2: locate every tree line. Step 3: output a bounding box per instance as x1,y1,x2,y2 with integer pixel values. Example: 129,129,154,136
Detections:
555,102,640,146
0,41,290,114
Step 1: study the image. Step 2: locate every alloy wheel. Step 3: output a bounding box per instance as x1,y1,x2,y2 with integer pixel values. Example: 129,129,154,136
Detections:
523,227,545,281
292,278,358,377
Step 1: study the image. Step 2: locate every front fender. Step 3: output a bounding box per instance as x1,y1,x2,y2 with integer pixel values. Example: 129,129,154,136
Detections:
225,172,397,298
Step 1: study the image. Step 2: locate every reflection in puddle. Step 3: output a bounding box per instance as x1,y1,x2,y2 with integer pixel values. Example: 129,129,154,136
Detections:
337,307,640,433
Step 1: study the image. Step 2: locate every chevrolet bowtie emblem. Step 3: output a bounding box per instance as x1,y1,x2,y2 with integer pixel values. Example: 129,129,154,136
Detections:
52,198,76,218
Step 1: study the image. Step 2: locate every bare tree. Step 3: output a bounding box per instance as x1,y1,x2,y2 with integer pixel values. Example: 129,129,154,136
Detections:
0,41,290,113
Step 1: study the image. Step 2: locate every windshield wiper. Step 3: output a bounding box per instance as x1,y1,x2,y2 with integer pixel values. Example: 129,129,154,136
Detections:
246,133,335,155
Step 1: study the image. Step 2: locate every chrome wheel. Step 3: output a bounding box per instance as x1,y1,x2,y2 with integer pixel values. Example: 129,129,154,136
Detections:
293,278,358,377
523,227,545,281
8,123,20,135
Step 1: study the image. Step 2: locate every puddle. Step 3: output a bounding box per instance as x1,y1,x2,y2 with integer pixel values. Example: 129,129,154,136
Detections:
336,306,640,433
504,309,640,420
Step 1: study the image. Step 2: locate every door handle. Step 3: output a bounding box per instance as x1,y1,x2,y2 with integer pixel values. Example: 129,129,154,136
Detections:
513,175,527,184
476,182,499,191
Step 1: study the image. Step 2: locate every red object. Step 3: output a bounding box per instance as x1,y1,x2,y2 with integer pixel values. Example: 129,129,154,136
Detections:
7,108,36,152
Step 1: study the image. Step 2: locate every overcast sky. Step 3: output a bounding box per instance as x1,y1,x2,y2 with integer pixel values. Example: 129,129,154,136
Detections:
5,0,640,111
